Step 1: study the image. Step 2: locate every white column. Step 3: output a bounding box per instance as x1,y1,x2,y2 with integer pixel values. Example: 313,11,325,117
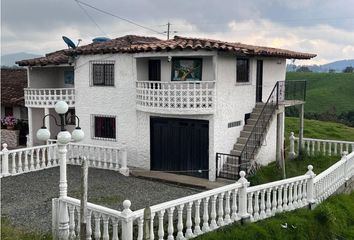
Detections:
58,143,69,240
27,107,33,147
44,108,51,135
276,111,286,178
237,171,250,222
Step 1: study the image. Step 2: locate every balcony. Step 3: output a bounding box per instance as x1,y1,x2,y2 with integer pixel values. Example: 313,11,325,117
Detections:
136,81,216,115
24,88,75,108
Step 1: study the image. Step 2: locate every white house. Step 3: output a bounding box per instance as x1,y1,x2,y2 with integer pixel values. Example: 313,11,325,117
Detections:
17,35,316,181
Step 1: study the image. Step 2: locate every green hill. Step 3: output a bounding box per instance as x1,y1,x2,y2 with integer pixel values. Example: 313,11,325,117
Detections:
286,72,354,114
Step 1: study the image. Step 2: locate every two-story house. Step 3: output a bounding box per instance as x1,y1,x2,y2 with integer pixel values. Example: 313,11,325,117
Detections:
17,35,316,181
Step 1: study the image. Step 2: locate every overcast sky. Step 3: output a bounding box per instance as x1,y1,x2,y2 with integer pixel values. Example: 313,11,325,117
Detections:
2,0,354,64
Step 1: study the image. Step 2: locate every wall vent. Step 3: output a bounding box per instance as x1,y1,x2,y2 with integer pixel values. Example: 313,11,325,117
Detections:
228,120,242,128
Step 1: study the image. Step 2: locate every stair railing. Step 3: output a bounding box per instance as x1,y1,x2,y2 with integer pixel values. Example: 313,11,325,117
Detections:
239,82,281,169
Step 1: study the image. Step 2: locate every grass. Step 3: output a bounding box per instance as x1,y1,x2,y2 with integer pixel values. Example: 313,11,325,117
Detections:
285,117,354,145
286,72,354,114
248,117,354,186
1,218,52,240
196,191,354,240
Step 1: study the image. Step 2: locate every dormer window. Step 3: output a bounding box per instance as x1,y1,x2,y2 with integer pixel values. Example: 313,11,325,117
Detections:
90,61,115,86
236,58,250,83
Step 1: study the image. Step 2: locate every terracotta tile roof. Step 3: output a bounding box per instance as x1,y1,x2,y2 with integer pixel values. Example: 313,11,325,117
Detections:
16,50,69,66
17,35,316,66
1,68,27,106
70,35,316,59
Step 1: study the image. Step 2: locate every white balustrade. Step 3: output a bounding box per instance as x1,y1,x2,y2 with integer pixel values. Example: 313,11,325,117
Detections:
246,174,311,222
54,196,126,240
136,81,216,114
289,132,354,157
314,151,354,203
24,88,75,108
0,143,58,177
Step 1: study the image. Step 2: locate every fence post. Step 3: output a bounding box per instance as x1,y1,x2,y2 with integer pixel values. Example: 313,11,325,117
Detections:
58,199,69,240
52,198,59,239
237,171,250,223
1,143,10,176
342,151,349,182
306,165,316,209
289,132,296,160
121,200,133,240
119,142,129,176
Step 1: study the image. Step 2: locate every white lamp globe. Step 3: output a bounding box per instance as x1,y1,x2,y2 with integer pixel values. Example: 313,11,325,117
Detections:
57,131,72,144
36,127,51,141
72,127,84,142
55,101,69,114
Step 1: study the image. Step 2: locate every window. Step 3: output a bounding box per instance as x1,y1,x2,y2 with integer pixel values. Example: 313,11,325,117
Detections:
236,58,250,83
171,58,202,81
92,115,116,140
91,61,115,86
64,70,74,85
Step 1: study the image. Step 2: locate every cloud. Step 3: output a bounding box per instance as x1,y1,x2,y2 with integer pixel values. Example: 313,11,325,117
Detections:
1,0,354,65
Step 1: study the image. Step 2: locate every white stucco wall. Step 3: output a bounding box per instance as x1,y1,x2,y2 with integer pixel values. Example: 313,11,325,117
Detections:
74,54,140,168
255,114,278,165
28,66,74,88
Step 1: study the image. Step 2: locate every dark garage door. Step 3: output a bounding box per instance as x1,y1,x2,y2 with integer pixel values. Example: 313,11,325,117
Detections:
150,117,209,179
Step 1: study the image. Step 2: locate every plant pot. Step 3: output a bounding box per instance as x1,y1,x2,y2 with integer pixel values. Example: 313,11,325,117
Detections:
6,125,15,130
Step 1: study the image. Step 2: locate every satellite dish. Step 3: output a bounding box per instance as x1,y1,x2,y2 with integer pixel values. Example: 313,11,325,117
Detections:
62,36,76,49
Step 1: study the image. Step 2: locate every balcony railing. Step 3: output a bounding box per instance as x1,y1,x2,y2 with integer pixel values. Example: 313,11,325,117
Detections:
136,81,216,114
24,88,75,108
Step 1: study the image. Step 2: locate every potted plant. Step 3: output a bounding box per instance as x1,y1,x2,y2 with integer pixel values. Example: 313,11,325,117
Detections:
2,116,18,130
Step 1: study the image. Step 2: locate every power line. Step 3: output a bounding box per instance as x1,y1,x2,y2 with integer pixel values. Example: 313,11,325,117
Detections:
163,22,178,40
74,0,166,36
74,0,107,36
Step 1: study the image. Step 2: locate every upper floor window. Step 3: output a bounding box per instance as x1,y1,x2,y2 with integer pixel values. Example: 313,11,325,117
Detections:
236,58,250,83
172,58,202,81
92,114,116,141
90,61,115,86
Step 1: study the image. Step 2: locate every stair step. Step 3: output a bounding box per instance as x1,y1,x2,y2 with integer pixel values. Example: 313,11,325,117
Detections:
243,125,255,131
230,149,241,156
240,131,251,138
237,137,248,144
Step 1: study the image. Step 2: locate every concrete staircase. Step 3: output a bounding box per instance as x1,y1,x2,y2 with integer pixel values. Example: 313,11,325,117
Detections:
219,102,273,179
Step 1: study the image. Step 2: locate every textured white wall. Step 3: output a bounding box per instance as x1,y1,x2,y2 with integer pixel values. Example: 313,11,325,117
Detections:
255,114,277,165
74,54,140,167
28,66,74,88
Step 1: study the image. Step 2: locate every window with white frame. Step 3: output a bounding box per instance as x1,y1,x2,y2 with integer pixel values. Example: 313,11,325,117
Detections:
236,58,250,83
90,60,115,86
92,114,116,140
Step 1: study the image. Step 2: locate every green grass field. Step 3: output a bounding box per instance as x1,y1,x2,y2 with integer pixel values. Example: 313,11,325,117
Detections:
1,218,52,240
196,192,354,240
248,117,354,185
286,72,354,114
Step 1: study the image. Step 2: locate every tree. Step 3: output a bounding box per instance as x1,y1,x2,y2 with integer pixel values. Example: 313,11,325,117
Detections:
296,66,312,72
343,66,354,73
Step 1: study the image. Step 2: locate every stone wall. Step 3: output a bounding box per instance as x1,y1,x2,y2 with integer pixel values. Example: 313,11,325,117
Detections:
1,129,20,148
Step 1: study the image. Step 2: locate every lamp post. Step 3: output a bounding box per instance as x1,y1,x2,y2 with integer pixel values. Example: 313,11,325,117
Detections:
36,100,84,240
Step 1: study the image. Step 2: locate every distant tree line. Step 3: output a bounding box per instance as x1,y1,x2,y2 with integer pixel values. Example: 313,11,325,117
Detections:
286,106,354,127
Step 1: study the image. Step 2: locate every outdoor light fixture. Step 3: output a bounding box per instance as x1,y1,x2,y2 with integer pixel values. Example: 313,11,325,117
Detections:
36,100,84,144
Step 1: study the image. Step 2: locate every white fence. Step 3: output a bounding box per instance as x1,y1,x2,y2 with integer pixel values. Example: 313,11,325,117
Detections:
53,150,354,239
0,143,58,177
0,141,128,178
289,132,354,158
136,81,215,114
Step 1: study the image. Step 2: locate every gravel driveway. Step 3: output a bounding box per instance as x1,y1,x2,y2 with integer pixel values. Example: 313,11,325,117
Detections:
1,165,201,233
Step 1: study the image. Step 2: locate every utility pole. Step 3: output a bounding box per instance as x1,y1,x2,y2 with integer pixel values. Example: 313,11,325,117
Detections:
167,22,170,40
164,22,177,40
